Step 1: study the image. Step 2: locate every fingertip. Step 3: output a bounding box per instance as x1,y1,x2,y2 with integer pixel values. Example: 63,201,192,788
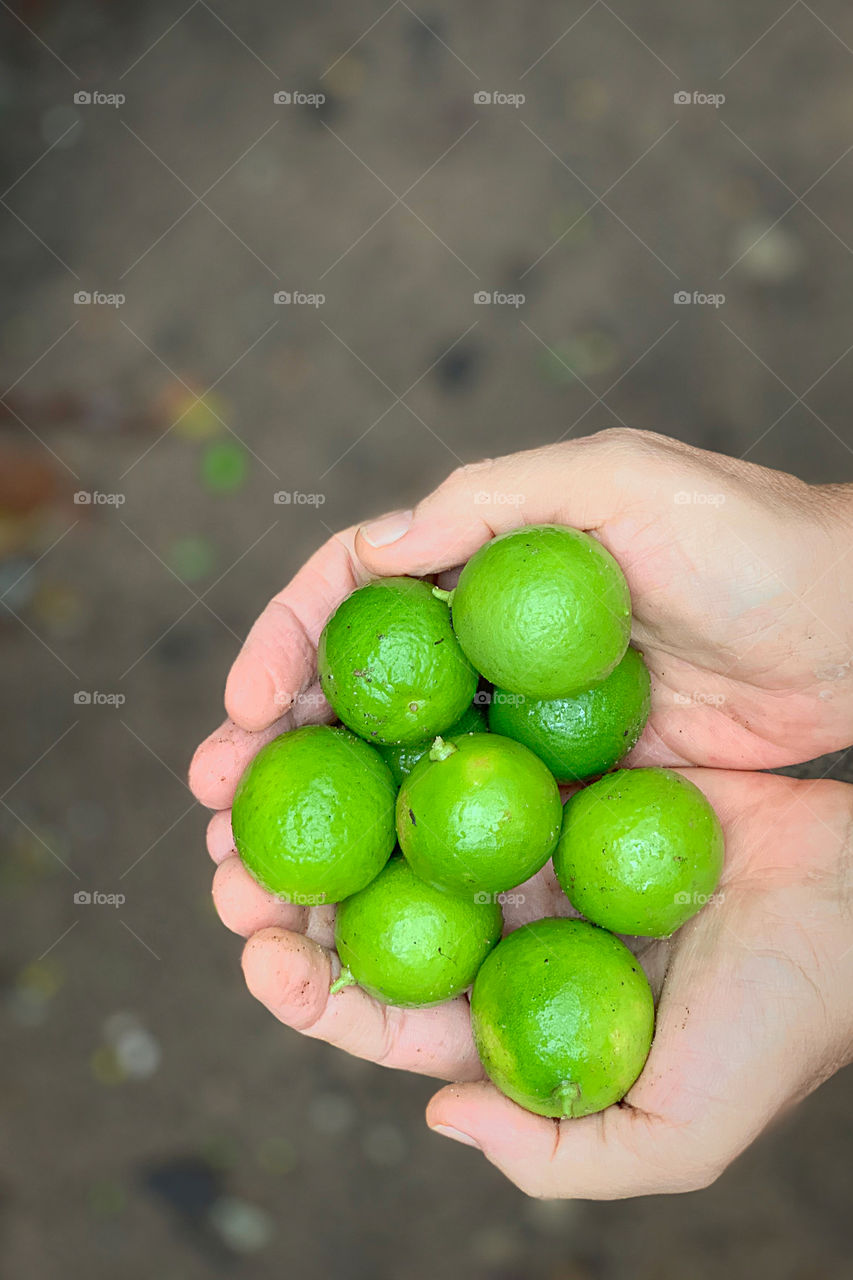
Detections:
189,734,240,809
212,858,307,937
225,656,284,731
358,509,413,550
427,1080,555,1164
355,515,488,578
241,928,330,1029
241,926,297,996
206,810,235,863
426,1080,494,1132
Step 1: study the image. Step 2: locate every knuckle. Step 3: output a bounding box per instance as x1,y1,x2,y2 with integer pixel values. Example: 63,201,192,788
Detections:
586,426,658,454
441,459,496,492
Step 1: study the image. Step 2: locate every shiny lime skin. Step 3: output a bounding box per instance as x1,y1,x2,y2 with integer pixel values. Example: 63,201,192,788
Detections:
396,733,562,896
318,576,477,746
471,918,654,1118
554,768,725,937
451,525,631,699
334,856,503,1007
232,725,396,902
488,647,651,782
376,702,487,785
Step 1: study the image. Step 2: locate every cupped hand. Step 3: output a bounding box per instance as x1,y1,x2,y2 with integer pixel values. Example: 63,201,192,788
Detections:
187,427,853,1197
191,431,853,814
212,769,853,1199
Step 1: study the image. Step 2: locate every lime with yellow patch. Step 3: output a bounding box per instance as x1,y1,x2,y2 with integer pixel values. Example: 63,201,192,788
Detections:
471,917,654,1118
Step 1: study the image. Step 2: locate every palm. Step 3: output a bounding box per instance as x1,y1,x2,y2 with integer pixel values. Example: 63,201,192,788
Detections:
212,763,852,1174
598,500,849,770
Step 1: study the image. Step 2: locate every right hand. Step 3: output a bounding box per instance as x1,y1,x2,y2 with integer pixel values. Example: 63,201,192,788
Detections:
192,429,853,814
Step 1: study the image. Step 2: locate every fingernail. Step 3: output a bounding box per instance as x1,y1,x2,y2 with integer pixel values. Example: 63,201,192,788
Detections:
360,509,413,548
431,1124,481,1150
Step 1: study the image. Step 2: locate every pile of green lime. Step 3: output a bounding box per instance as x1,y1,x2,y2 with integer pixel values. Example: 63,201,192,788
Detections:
231,524,725,1120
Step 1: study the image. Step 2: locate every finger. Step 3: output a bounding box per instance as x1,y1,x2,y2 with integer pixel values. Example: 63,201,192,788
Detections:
206,810,235,864
426,1082,712,1199
355,434,633,577
242,927,483,1080
212,857,307,937
225,526,371,732
189,716,291,809
189,718,290,812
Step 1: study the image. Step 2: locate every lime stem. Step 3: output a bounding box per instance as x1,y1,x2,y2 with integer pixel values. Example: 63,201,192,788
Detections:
552,1080,584,1117
429,735,458,762
431,586,455,606
329,967,357,996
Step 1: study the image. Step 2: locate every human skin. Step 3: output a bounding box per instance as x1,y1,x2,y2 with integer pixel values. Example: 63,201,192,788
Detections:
189,429,853,1198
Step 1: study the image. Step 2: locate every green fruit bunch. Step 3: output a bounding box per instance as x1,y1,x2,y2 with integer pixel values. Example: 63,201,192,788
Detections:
230,524,725,1120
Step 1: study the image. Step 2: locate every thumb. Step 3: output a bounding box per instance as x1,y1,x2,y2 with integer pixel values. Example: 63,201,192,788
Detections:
425,1080,720,1199
354,434,632,578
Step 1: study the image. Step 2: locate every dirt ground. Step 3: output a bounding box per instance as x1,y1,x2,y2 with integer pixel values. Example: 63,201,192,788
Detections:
1,2,852,1277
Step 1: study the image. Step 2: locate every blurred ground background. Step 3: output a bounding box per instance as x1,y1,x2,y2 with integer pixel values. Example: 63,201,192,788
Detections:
1,1,852,1277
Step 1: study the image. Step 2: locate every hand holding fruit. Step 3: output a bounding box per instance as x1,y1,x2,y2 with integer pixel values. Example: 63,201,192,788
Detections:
189,428,853,1197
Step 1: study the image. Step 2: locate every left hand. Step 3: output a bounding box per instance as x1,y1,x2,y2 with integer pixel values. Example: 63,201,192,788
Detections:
207,768,853,1198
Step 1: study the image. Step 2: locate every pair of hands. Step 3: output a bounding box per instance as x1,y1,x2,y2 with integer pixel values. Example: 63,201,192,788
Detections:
189,428,853,1198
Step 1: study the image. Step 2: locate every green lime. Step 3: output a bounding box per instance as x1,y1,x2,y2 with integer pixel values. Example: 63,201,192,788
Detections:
232,725,396,902
554,768,724,937
332,856,503,1007
471,918,654,1118
451,525,631,698
397,733,562,896
318,577,478,745
376,701,487,785
487,647,651,782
